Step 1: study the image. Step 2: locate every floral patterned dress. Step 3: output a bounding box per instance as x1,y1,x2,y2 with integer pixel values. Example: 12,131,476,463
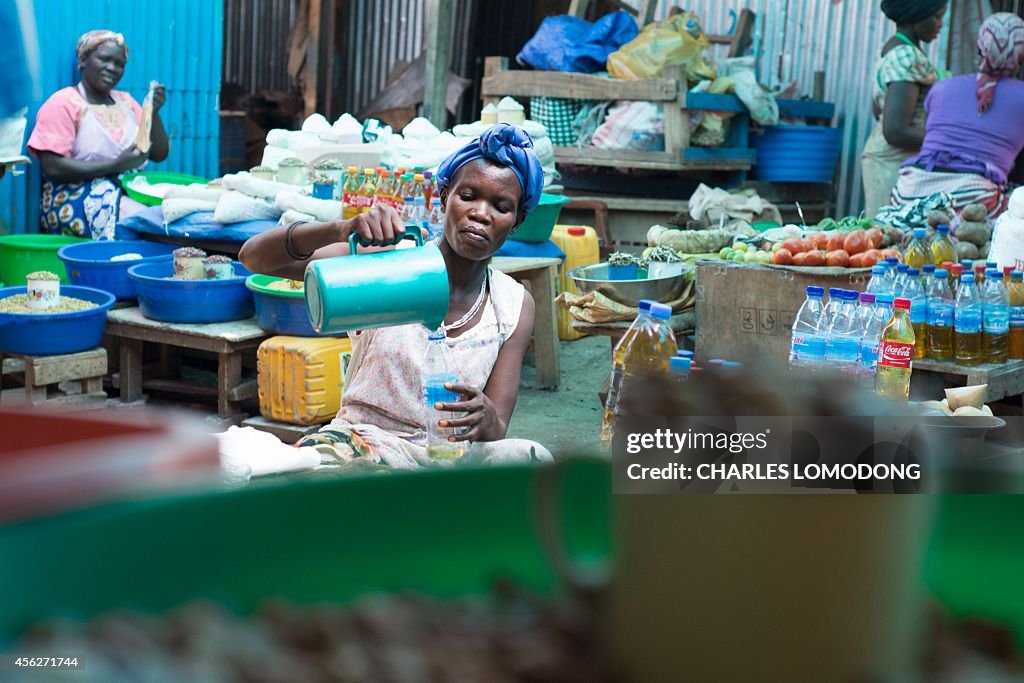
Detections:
27,84,145,240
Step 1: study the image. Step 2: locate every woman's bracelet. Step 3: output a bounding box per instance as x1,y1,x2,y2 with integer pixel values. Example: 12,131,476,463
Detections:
284,221,315,260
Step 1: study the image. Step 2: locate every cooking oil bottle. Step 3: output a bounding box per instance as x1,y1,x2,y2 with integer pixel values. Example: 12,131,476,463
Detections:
982,268,1009,364
929,224,957,267
1009,270,1024,359
904,268,927,359
926,269,954,360
905,228,930,270
955,273,982,366
601,301,676,444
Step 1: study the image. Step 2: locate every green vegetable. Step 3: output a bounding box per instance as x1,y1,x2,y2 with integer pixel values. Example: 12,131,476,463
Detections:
816,218,839,232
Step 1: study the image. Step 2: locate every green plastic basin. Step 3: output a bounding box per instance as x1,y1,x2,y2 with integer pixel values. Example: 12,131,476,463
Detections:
0,459,612,641
121,171,209,206
510,193,570,243
0,234,89,285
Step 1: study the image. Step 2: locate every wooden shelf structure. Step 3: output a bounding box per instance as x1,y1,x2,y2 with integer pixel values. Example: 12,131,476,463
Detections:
482,57,835,175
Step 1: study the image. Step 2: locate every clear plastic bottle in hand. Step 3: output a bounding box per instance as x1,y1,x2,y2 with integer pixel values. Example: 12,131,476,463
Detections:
422,329,464,460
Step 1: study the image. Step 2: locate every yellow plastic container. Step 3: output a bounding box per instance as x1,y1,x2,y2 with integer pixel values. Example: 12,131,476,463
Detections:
550,225,600,341
257,335,352,425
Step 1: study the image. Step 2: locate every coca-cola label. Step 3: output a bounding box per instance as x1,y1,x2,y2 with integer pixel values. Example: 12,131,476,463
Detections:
878,341,914,369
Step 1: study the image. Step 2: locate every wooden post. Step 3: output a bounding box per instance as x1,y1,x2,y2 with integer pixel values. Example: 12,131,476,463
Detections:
303,0,322,118
662,64,690,162
568,0,591,19
481,56,508,109
424,0,454,128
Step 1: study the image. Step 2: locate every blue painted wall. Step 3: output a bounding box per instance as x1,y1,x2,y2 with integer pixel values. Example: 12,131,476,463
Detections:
0,0,222,233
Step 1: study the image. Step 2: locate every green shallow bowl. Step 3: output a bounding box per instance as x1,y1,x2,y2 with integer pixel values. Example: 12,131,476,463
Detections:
121,171,209,206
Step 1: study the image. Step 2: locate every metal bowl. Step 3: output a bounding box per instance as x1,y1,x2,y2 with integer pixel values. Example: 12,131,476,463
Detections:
568,262,690,307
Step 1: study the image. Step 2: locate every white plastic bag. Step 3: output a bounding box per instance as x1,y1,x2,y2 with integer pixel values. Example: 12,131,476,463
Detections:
591,101,664,150
162,198,218,224
213,190,282,224
990,187,1024,271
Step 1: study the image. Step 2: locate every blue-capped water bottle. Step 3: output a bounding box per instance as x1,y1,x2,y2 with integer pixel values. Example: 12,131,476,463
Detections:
982,268,1009,363
955,273,983,366
926,269,954,360
789,285,826,370
866,264,892,296
826,290,861,374
422,328,464,460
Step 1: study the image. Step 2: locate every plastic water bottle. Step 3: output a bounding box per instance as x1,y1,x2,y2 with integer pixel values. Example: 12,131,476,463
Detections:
859,293,886,383
921,263,936,291
853,292,875,377
982,268,1010,363
866,264,892,295
894,263,910,297
884,257,900,288
399,196,415,224
422,329,464,460
955,273,983,366
789,286,826,369
412,196,429,237
903,268,927,359
428,197,444,241
926,269,954,360
822,287,844,330
826,289,861,374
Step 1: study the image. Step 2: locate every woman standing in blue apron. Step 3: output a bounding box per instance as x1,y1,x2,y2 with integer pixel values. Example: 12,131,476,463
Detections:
27,30,168,240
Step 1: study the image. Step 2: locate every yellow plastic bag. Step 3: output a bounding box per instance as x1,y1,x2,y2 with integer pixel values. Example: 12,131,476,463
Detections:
607,13,716,81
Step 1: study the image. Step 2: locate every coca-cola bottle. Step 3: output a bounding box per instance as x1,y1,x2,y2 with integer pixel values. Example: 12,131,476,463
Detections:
875,297,916,401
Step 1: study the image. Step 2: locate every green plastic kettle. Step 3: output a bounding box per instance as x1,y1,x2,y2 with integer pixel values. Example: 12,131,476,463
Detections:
304,227,449,334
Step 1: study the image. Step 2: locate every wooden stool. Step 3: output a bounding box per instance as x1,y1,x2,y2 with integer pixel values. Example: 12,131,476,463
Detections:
0,348,107,408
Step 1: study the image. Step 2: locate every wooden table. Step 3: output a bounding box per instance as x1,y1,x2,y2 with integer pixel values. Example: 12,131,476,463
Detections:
105,308,270,420
492,256,561,389
912,358,1024,403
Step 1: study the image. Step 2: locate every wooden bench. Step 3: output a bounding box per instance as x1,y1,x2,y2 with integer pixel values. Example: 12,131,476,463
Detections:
105,308,270,422
912,358,1024,404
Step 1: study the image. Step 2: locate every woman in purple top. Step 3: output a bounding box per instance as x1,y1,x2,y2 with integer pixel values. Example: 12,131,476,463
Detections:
889,13,1024,219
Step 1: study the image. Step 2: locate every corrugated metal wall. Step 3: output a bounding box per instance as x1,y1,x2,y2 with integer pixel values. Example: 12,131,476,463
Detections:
0,0,222,234
654,0,947,217
340,0,426,116
223,0,298,93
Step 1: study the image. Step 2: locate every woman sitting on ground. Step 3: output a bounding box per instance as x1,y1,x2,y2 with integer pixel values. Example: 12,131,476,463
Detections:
885,13,1024,219
239,125,553,468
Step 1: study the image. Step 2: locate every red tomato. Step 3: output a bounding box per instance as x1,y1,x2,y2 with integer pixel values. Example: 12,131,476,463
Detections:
826,249,850,268
843,231,869,256
826,232,845,252
772,248,794,266
809,232,828,250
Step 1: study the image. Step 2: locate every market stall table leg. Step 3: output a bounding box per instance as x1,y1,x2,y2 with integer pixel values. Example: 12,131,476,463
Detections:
492,256,561,389
105,308,269,420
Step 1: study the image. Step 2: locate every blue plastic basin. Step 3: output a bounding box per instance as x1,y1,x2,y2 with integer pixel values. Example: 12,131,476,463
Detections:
58,241,177,301
127,261,254,324
245,275,320,336
0,286,115,355
752,125,842,183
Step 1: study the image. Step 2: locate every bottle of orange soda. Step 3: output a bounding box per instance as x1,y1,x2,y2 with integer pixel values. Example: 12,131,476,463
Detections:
341,166,360,220
358,168,376,213
875,297,916,401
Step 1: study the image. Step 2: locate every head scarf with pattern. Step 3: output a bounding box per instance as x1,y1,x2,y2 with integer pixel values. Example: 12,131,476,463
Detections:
435,124,544,215
76,30,129,63
976,12,1024,114
880,0,946,25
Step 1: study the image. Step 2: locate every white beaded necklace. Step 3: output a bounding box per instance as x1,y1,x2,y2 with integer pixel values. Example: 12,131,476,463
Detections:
443,270,489,333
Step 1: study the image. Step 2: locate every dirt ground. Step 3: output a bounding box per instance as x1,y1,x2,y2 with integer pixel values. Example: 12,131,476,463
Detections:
508,334,608,457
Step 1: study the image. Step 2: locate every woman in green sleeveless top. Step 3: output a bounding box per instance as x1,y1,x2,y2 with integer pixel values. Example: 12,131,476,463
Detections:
861,1,948,219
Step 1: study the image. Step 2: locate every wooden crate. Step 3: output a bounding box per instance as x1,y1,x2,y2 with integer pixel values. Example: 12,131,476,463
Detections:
695,261,871,366
0,348,107,408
